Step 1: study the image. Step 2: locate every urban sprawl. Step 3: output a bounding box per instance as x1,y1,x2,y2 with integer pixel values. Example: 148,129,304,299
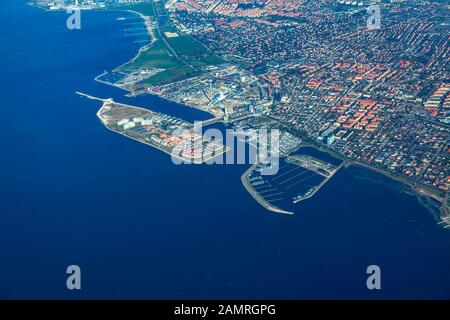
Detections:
33,0,449,218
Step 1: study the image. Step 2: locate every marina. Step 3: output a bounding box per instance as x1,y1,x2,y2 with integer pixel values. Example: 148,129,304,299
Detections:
242,148,344,214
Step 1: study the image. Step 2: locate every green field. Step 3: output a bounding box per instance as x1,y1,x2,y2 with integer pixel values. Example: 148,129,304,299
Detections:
116,3,225,86
166,36,225,67
123,40,182,70
140,66,199,86
119,39,197,87
166,36,204,54
121,3,156,20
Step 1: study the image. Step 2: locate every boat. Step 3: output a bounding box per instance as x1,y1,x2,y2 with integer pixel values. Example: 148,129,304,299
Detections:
293,187,317,204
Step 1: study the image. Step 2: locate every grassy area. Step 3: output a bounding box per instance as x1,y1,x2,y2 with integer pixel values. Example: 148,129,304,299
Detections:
140,66,199,86
118,38,198,87
166,36,225,67
116,3,225,86
121,3,156,20
194,54,226,67
122,40,182,70
120,35,223,86
166,36,204,54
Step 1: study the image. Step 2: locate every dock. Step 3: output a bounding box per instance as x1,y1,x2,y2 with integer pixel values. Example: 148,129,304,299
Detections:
241,163,294,215
76,91,109,103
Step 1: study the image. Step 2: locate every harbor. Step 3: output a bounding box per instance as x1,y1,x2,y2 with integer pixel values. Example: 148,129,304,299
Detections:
241,148,344,214
77,92,229,164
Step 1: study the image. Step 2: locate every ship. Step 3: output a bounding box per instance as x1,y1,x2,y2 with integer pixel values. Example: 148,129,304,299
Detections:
293,187,317,204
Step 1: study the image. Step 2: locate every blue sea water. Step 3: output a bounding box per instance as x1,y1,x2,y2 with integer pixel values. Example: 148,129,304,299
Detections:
0,1,449,299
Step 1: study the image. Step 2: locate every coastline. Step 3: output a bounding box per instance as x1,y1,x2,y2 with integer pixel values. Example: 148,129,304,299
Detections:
35,2,449,226
84,6,222,120
77,92,229,164
349,161,449,227
5,1,449,300
349,161,445,203
108,9,157,71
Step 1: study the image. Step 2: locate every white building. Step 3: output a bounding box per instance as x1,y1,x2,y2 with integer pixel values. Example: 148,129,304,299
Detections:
124,122,136,130
141,119,153,125
117,119,130,126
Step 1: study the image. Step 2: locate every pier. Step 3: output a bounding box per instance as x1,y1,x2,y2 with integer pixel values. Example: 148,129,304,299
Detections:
76,91,109,103
292,161,345,204
241,163,294,215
